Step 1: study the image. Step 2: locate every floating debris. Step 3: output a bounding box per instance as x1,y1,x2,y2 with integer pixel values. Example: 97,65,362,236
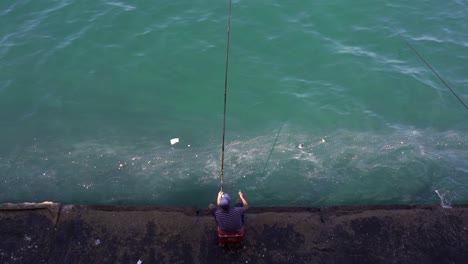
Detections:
298,143,304,149
170,138,179,145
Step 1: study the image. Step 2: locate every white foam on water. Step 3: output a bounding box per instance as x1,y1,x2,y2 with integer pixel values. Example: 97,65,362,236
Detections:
434,190,452,208
2,124,467,205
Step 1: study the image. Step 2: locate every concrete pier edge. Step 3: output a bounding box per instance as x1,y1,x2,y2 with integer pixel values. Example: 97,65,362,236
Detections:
1,202,468,263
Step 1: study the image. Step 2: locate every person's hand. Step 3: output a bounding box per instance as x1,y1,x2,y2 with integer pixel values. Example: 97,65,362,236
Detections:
218,191,224,199
238,191,244,198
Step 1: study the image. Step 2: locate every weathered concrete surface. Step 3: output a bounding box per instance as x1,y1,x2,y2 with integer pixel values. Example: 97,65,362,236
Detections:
1,203,468,264
0,203,59,263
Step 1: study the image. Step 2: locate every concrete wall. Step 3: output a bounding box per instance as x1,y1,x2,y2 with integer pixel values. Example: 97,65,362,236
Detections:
1,203,468,263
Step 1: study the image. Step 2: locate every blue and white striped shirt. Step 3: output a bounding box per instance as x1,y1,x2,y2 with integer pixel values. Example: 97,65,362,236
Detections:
215,207,245,232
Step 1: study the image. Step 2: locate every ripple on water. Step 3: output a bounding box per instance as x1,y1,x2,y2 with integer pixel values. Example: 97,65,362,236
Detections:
56,24,93,50
0,80,13,93
104,1,136,11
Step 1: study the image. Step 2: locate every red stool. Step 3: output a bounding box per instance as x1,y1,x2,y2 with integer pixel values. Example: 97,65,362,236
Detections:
217,226,245,243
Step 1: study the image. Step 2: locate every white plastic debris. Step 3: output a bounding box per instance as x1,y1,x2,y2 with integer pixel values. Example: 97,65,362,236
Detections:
298,143,304,149
170,138,179,145
95,239,101,246
321,138,326,143
137,260,143,264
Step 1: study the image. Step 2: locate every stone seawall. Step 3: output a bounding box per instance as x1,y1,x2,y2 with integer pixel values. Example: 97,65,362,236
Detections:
1,203,468,263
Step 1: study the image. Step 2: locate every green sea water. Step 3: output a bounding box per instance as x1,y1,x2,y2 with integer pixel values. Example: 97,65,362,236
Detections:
0,0,467,207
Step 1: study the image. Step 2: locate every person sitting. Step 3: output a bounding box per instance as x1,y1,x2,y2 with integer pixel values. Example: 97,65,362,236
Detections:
209,191,248,232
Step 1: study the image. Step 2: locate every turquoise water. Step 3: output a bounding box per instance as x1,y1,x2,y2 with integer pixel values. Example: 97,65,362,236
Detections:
0,0,467,207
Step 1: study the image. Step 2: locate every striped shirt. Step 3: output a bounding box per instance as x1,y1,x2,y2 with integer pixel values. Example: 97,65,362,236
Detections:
215,207,245,232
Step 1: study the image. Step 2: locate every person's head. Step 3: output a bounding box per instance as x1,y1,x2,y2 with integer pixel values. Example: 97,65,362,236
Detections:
220,193,231,210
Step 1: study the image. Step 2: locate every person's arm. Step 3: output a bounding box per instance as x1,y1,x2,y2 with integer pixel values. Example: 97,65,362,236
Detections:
216,191,223,207
238,191,248,210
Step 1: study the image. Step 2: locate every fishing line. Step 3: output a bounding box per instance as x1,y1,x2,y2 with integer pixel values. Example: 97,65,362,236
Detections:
220,0,232,192
262,123,285,175
402,37,468,111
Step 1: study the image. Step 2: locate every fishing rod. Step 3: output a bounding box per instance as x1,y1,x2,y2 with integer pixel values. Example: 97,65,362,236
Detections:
401,37,468,111
220,0,232,192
